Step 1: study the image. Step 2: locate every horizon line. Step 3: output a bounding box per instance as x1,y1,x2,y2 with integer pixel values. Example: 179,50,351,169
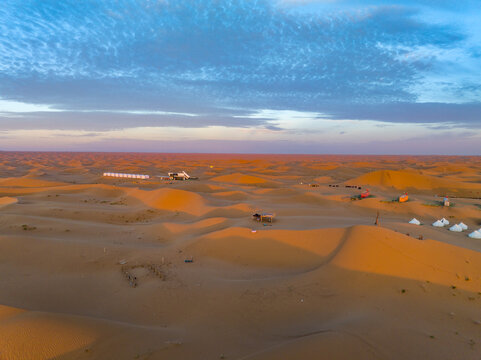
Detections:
1,150,479,157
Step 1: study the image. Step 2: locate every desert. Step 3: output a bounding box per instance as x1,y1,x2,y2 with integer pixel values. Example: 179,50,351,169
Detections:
0,152,480,359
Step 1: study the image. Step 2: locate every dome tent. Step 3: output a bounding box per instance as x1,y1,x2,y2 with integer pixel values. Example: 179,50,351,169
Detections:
441,218,449,225
459,222,468,230
449,224,463,232
409,218,421,225
468,231,481,239
432,220,444,227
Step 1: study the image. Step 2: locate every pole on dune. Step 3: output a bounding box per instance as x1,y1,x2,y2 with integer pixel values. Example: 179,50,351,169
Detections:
375,211,380,226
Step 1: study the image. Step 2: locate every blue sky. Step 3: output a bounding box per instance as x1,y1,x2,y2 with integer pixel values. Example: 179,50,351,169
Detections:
0,0,480,154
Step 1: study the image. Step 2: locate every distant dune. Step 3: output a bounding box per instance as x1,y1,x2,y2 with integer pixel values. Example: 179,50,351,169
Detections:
211,172,279,187
0,196,17,208
348,169,481,195
0,177,66,188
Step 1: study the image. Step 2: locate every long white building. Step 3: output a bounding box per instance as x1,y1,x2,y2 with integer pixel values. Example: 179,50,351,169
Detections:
103,172,150,179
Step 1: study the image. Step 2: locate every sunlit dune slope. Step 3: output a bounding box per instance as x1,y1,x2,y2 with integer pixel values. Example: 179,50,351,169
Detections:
0,305,97,360
0,196,17,208
348,169,481,193
190,227,344,269
331,225,481,292
129,187,209,216
191,225,481,292
0,305,177,360
211,172,279,187
0,177,66,188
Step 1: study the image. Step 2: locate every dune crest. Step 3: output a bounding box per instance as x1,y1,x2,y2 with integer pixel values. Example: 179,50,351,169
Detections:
191,227,344,269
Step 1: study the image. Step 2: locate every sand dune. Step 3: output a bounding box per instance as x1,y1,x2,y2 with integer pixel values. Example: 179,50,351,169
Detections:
0,305,180,360
129,187,210,216
0,177,66,188
211,190,250,201
283,192,335,206
190,227,343,269
314,175,334,183
244,330,383,360
349,169,481,194
331,225,481,292
211,172,279,187
0,152,480,359
0,196,17,208
162,217,229,235
0,305,97,360
253,188,299,196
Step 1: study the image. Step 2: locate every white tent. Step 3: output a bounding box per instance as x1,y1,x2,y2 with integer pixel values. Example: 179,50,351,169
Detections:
409,218,421,225
458,222,468,230
449,224,463,232
440,218,450,225
468,231,481,239
432,220,444,227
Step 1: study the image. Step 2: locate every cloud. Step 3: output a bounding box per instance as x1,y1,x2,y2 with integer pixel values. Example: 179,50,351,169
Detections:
0,111,268,131
319,102,481,128
0,0,468,111
0,0,479,153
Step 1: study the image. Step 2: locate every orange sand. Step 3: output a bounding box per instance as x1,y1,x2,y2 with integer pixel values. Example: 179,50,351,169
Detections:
0,152,480,359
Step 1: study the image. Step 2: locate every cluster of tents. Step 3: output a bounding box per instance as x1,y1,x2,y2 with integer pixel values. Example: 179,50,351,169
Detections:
408,217,481,238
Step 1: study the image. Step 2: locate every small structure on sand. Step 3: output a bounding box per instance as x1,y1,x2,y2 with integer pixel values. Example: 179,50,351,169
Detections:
168,171,197,180
399,192,408,203
361,189,370,198
468,230,481,239
103,172,150,179
409,218,421,225
449,224,463,232
252,212,275,223
432,220,444,227
351,189,373,201
443,196,450,207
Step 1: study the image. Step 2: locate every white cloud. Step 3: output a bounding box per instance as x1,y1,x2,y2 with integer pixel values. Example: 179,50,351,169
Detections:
0,99,61,113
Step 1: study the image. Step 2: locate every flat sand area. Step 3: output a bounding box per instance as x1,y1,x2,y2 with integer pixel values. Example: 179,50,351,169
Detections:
0,152,480,359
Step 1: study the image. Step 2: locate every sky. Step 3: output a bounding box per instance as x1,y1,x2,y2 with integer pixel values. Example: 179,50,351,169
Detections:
0,0,480,154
